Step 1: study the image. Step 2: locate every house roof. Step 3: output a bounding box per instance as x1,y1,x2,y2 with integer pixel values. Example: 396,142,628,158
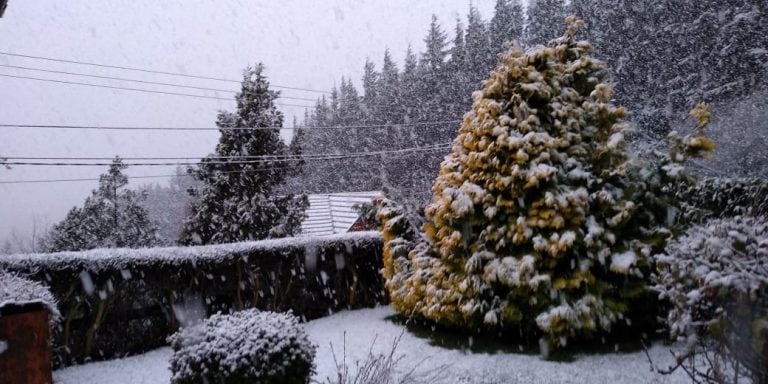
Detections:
300,191,380,237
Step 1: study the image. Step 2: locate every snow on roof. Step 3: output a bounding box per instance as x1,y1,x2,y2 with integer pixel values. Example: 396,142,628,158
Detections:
300,192,380,237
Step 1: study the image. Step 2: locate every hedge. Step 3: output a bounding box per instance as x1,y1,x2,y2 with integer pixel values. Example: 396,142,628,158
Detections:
0,232,385,366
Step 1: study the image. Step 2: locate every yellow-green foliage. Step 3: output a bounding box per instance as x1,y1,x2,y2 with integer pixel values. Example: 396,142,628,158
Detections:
378,17,714,346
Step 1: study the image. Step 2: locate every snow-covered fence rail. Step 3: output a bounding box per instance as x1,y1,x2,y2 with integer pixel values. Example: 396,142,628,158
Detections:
0,231,385,367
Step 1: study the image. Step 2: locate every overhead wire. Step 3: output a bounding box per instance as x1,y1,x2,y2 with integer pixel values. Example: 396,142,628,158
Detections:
0,64,317,102
0,143,453,167
0,144,454,184
0,166,297,185
0,120,463,131
2,143,451,161
0,73,313,108
0,50,330,94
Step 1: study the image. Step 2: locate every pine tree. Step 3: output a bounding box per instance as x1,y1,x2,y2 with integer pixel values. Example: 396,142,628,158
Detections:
361,59,380,124
417,15,450,126
400,45,420,122
490,0,525,53
465,5,493,86
526,0,566,46
379,49,403,125
46,157,158,252
180,64,308,245
446,19,470,118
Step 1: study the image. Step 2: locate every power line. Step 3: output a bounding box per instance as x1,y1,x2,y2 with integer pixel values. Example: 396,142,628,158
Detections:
0,143,452,167
0,51,330,94
0,64,317,102
0,73,313,108
0,166,296,185
3,144,450,161
0,120,462,131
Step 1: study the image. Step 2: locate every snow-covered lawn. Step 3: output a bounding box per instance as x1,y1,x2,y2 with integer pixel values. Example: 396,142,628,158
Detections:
53,306,689,384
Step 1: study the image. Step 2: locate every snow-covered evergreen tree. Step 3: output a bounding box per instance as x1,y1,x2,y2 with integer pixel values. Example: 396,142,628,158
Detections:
465,6,493,89
525,0,566,46
378,18,715,348
490,0,525,53
379,49,403,125
180,64,308,245
46,157,158,252
416,15,450,127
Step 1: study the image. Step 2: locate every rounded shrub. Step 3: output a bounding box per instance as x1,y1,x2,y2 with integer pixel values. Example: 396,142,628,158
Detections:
168,309,316,384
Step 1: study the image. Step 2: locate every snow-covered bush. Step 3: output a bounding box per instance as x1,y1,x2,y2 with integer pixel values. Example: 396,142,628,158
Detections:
0,272,60,322
674,177,768,223
168,309,316,384
654,216,768,383
378,17,715,349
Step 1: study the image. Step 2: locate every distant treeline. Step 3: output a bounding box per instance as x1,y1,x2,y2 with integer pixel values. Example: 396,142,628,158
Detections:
287,0,767,196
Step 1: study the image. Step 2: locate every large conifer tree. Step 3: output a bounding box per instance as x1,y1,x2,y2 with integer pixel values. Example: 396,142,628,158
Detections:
526,0,566,46
181,64,308,245
490,0,525,53
377,18,715,348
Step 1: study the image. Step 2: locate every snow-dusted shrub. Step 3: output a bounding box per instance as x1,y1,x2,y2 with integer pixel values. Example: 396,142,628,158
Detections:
168,309,316,384
0,272,60,322
654,216,768,383
674,177,768,223
378,17,715,349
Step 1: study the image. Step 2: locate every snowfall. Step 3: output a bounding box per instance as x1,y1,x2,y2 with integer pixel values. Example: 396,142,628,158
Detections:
53,306,690,384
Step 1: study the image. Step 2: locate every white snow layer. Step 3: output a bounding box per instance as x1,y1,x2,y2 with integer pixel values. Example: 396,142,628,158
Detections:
53,306,689,384
0,273,60,319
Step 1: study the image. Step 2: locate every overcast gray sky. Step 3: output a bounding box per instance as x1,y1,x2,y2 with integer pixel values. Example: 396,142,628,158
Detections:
0,0,505,245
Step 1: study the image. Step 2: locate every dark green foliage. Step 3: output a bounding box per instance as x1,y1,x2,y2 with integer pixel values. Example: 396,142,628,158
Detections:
181,64,308,245
45,158,158,252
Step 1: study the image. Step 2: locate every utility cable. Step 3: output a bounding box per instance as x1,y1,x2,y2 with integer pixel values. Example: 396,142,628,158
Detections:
0,50,329,94
0,73,312,107
0,64,316,102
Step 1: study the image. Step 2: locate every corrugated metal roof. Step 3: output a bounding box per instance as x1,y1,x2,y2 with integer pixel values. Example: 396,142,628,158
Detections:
300,191,380,237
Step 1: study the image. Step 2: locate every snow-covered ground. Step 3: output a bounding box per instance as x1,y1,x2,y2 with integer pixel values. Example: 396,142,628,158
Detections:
53,306,688,384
